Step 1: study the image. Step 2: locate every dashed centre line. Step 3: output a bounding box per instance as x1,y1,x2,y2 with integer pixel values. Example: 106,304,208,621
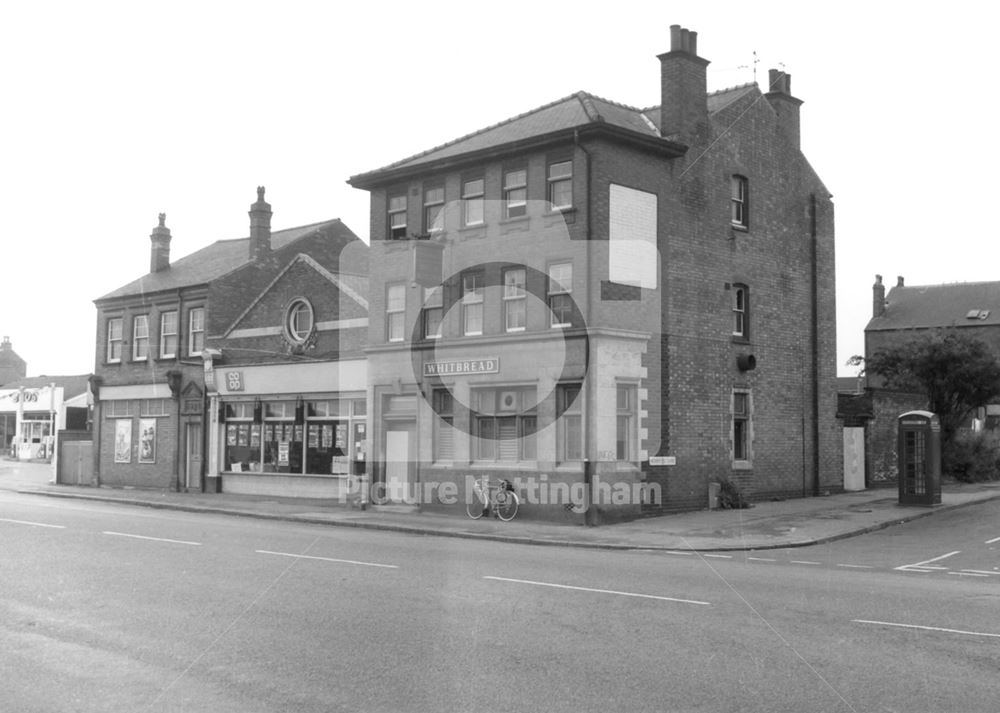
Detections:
790,560,821,565
985,536,1000,545
0,517,65,529
256,550,398,569
854,619,1000,639
837,564,874,569
104,531,201,546
747,557,777,562
484,575,711,606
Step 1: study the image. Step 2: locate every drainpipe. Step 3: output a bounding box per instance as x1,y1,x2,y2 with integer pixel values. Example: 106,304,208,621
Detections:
575,129,597,526
810,194,821,496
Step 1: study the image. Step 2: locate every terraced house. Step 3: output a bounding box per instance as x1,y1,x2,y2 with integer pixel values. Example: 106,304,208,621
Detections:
349,25,840,522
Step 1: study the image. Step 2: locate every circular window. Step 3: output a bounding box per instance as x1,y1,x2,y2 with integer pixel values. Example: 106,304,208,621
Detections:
284,298,315,344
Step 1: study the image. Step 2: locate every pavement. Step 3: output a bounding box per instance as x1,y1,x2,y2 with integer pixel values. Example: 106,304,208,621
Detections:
4,459,1000,551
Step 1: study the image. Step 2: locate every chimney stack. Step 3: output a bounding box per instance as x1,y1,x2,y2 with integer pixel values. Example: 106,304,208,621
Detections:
150,213,171,273
764,68,803,149
897,276,905,287
658,24,710,143
249,186,272,262
1,336,11,352
873,274,886,318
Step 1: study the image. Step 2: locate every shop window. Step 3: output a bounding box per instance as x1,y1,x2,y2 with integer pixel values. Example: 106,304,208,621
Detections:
433,389,455,462
556,383,583,462
472,387,536,462
160,311,178,359
141,399,169,417
105,399,131,418
223,402,259,472
616,384,637,462
462,178,484,226
107,317,123,363
132,315,149,361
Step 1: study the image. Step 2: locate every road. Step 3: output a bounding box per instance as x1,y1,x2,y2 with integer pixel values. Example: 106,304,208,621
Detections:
1,487,998,712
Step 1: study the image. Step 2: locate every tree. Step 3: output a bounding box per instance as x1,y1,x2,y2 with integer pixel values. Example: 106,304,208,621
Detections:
851,330,1000,448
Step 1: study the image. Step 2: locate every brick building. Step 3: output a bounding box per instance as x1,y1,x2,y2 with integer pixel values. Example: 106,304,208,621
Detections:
851,275,1000,484
92,189,367,494
348,26,840,522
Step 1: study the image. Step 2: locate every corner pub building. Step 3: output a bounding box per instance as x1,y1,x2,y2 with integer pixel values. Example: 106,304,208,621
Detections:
349,26,841,522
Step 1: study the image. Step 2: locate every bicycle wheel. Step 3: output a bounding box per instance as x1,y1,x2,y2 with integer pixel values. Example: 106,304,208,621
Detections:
466,486,488,519
494,490,519,521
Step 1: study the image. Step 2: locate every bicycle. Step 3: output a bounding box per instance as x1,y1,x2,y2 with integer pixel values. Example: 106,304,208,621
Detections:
465,476,519,521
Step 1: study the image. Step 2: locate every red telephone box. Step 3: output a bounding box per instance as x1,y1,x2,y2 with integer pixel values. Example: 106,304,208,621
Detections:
897,411,942,506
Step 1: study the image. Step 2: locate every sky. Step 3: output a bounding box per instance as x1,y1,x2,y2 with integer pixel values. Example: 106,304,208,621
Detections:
1,1,995,379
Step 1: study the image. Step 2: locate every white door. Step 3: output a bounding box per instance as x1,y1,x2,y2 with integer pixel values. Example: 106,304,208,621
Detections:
385,427,412,502
843,427,865,491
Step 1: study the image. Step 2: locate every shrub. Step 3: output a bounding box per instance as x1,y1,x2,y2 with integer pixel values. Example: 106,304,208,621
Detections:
717,479,752,509
943,430,1000,482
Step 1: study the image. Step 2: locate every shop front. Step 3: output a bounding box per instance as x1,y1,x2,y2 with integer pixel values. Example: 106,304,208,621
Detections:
0,384,65,461
205,358,367,499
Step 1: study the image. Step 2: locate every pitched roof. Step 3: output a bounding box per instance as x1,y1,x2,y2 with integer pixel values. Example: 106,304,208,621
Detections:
96,220,347,302
350,83,765,186
1,374,91,398
866,281,1000,331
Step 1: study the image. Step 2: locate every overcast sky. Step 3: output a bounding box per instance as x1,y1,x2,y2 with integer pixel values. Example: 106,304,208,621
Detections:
1,1,994,378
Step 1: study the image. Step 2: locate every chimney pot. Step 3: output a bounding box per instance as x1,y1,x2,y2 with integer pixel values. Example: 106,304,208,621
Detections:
670,24,682,51
149,213,172,273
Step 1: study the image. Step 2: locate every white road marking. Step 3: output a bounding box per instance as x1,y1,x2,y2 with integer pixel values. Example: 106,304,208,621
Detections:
985,536,1000,544
836,564,874,569
484,576,711,606
0,517,65,529
854,619,1000,639
255,550,398,569
664,551,694,556
103,531,201,546
791,560,821,565
949,572,989,578
959,569,1000,576
895,550,960,572
747,557,776,562
703,554,732,559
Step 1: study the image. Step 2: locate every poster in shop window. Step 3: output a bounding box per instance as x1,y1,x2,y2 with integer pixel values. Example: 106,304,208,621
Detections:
278,440,290,466
114,419,132,464
336,424,347,450
138,419,156,463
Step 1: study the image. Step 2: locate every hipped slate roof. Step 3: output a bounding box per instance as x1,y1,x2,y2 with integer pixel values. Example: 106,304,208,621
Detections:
96,220,352,302
867,281,1000,331
349,84,757,185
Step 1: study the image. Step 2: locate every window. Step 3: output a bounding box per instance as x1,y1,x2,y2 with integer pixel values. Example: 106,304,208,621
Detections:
731,175,749,228
105,399,131,417
424,186,444,234
386,283,406,342
107,317,123,363
472,387,536,462
285,299,314,343
462,272,484,336
547,160,573,210
733,284,749,339
160,311,178,358
503,169,527,219
732,390,752,463
462,178,484,226
556,383,583,462
388,194,407,239
188,308,205,356
132,315,149,361
616,384,637,462
503,267,526,332
141,399,170,417
423,286,443,339
433,389,455,462
548,262,573,327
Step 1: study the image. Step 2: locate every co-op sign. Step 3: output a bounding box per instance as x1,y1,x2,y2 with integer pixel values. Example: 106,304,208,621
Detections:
423,357,500,377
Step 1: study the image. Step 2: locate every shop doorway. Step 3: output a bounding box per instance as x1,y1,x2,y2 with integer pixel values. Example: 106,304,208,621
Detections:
185,424,202,491
384,421,415,503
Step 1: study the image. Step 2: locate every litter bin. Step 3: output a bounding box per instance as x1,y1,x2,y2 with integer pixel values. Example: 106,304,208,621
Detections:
897,410,941,506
